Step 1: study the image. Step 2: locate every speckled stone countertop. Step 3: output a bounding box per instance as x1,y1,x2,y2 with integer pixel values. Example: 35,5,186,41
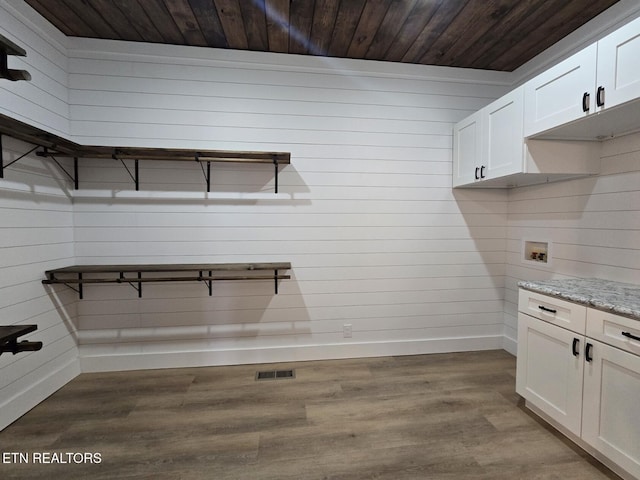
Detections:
518,278,640,320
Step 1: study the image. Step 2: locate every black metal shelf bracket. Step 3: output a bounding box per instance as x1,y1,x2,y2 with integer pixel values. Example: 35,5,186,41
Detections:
39,147,79,189
45,272,82,298
117,271,142,297
274,157,279,194
0,134,39,179
199,270,214,296
197,154,212,193
63,282,81,297
113,152,139,191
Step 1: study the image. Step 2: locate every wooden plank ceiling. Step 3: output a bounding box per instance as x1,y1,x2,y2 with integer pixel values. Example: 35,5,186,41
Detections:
25,0,619,72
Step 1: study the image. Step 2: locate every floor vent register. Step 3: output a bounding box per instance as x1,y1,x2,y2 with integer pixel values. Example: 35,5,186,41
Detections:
255,369,295,381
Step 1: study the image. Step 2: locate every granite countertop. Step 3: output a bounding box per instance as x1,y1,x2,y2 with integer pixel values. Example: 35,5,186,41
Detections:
518,278,640,320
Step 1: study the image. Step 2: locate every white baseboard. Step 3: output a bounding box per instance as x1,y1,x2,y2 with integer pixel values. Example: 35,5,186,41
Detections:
0,358,81,431
79,336,504,372
502,335,517,356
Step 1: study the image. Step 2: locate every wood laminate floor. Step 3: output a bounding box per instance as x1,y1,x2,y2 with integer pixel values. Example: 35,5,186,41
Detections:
0,350,622,479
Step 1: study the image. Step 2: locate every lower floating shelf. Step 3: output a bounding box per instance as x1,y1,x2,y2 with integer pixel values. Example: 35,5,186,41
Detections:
0,325,43,356
42,262,292,298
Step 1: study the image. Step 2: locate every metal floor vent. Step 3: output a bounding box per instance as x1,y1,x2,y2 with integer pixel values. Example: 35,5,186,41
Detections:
255,369,295,381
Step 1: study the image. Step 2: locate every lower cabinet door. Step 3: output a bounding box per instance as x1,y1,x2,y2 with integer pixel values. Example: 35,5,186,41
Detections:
582,339,640,478
516,313,584,436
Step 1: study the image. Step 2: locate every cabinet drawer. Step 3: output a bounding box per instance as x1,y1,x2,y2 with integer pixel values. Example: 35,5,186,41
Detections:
587,309,640,356
518,289,586,334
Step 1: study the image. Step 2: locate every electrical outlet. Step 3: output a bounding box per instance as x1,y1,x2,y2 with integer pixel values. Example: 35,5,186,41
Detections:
343,324,352,338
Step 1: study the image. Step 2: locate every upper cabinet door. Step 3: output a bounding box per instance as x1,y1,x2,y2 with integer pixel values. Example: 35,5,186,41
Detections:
452,110,482,188
524,43,597,138
483,86,524,179
596,16,640,110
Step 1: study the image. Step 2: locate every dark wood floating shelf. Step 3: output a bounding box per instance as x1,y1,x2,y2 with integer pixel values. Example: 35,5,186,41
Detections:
0,33,31,81
0,324,43,356
0,113,290,192
43,262,292,298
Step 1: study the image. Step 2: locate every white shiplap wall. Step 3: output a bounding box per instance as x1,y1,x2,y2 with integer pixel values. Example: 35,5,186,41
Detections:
0,1,69,137
65,41,510,371
504,132,640,352
0,2,78,431
0,137,79,430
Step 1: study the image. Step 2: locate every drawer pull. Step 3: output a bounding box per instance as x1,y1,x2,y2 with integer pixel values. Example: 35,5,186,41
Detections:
572,338,580,357
622,331,640,342
538,305,557,314
585,342,593,362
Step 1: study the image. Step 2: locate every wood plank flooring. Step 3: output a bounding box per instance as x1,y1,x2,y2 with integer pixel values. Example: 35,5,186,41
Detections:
0,350,622,479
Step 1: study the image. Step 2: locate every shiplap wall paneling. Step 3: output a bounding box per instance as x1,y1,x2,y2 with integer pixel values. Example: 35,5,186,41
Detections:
0,1,70,137
0,137,79,431
504,132,640,353
66,41,508,149
67,44,510,370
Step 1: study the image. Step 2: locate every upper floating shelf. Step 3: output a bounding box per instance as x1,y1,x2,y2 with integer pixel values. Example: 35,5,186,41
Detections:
0,113,290,192
37,146,290,165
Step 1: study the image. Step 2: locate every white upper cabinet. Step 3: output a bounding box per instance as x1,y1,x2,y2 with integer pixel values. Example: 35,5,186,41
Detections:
452,110,482,187
452,86,599,188
484,87,525,179
525,16,640,139
452,15,640,188
524,44,597,138
452,87,525,188
596,16,640,109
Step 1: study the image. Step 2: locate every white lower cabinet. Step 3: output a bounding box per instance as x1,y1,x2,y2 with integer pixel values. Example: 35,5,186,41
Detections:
516,312,584,436
517,290,640,480
582,341,640,478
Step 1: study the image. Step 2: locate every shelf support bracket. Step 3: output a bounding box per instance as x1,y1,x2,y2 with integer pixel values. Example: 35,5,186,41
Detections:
197,155,211,193
273,157,279,194
114,152,139,191
41,147,79,189
199,270,213,296
274,269,279,294
0,135,39,179
62,282,81,297
119,272,142,297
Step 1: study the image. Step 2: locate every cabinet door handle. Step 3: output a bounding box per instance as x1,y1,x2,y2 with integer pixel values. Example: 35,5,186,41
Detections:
596,86,605,107
585,342,593,362
480,165,486,178
475,166,480,180
538,305,557,314
582,92,590,112
572,338,580,357
622,331,640,341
